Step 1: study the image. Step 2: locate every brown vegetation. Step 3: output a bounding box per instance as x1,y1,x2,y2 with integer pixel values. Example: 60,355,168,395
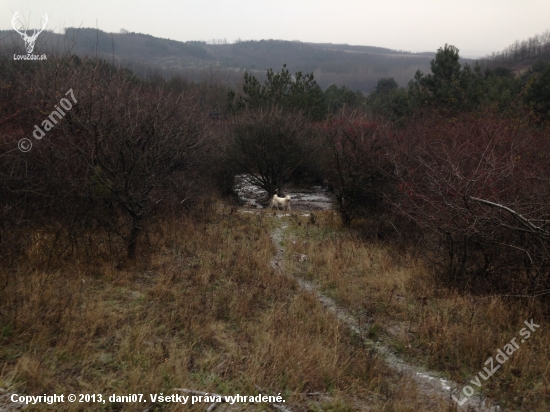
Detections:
0,55,216,264
283,210,550,411
1,209,452,411
392,111,550,296
2,38,550,411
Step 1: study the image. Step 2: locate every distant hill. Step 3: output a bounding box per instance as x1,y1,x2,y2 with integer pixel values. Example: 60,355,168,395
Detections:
0,27,472,93
480,29,550,71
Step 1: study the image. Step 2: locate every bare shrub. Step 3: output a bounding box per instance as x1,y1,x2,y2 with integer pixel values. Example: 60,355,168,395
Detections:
230,108,319,199
321,112,395,226
0,55,212,263
393,110,550,296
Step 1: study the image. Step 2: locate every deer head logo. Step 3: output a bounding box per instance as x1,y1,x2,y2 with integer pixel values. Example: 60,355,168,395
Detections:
12,11,49,54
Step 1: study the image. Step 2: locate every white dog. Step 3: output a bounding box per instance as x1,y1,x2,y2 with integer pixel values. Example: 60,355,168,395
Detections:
270,194,291,211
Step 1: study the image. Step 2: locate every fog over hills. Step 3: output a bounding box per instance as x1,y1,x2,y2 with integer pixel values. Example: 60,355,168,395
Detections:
0,27,475,93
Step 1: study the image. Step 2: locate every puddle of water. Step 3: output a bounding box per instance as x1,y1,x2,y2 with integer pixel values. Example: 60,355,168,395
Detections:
287,194,331,202
234,175,334,211
240,210,260,215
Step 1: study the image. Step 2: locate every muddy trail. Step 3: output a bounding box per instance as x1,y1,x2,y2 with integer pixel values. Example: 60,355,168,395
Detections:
268,222,504,412
236,178,503,411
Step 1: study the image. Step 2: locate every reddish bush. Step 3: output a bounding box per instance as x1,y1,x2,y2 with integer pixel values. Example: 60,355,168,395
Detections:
0,55,212,263
393,111,550,296
321,113,394,225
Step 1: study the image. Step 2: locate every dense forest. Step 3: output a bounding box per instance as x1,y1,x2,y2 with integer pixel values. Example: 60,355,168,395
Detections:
367,44,550,122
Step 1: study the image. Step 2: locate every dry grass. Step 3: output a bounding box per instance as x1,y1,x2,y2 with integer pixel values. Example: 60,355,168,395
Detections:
283,211,550,411
0,207,452,411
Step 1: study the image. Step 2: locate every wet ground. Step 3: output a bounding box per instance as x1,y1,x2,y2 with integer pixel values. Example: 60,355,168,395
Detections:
233,174,502,411
268,221,501,412
234,175,335,211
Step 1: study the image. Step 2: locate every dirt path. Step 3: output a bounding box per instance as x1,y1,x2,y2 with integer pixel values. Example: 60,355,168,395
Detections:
268,218,503,412
236,175,504,411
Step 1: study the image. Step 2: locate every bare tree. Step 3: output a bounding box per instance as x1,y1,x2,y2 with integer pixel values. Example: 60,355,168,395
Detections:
322,112,393,225
230,108,317,199
0,54,210,262
393,111,550,295
69,71,209,259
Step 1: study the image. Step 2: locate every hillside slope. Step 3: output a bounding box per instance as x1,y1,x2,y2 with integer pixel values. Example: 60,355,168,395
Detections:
0,28,443,92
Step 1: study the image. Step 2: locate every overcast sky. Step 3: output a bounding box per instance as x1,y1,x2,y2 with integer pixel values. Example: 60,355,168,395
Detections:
3,0,550,58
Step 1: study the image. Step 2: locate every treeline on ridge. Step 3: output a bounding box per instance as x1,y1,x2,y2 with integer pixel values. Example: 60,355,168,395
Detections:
0,27,436,92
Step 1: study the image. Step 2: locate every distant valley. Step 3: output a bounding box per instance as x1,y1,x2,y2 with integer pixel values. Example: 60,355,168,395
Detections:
0,27,474,93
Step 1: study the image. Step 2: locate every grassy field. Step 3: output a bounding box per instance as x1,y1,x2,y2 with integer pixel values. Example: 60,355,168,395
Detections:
0,206,465,411
283,211,550,411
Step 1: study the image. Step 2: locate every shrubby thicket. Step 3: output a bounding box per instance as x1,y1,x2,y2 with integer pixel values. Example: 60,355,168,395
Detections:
225,43,550,299
0,55,222,263
1,39,550,300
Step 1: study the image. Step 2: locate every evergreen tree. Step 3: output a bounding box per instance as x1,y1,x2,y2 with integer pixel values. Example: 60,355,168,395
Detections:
524,61,550,120
409,44,463,110
228,64,327,120
366,78,410,122
324,84,364,113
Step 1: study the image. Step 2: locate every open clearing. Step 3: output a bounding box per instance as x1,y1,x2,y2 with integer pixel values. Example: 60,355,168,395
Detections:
1,185,547,411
